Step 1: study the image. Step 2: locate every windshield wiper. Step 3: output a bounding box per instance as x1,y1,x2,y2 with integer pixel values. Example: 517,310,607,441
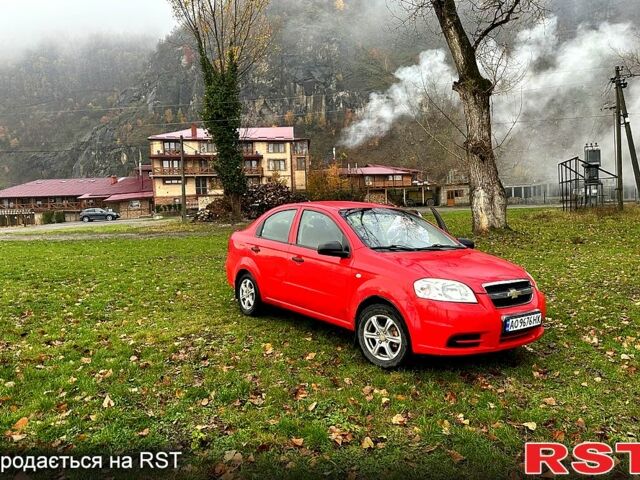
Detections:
413,244,464,250
370,245,418,251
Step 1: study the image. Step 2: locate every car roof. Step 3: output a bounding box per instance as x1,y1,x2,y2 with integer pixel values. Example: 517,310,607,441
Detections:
284,201,391,211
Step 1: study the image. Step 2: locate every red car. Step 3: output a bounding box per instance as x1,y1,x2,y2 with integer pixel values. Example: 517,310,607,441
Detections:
225,201,545,368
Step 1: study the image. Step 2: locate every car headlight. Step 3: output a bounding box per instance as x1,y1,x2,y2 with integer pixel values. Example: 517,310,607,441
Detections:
413,278,477,303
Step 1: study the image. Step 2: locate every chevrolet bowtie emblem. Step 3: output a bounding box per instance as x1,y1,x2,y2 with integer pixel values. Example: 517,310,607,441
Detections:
508,288,520,299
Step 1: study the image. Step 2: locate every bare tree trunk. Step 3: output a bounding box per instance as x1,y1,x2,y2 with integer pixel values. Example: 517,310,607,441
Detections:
458,87,507,233
432,0,508,233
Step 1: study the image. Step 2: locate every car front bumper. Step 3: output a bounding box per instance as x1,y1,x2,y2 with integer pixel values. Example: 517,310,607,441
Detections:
408,290,546,355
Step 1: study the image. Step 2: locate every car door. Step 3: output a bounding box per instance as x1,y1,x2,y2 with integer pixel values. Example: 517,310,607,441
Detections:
247,208,297,303
283,209,354,326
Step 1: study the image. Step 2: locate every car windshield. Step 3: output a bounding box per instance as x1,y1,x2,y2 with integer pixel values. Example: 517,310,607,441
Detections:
341,208,461,251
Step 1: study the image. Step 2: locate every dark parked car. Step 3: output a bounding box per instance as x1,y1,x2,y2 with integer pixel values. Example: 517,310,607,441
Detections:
79,208,120,222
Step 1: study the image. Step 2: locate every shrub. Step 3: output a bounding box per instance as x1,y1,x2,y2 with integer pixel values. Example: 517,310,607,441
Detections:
42,211,55,224
306,163,364,202
54,211,65,223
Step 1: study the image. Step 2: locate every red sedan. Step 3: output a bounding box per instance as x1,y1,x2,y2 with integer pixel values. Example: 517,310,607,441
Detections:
225,201,545,368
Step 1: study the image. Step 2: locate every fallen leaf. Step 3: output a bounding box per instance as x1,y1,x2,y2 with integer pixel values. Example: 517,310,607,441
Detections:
391,413,407,425
305,352,316,361
81,357,92,364
523,422,537,431
448,449,465,463
344,377,353,385
361,436,374,449
200,398,209,406
223,450,243,464
263,343,274,355
12,417,28,432
291,437,304,447
445,391,457,404
307,402,317,411
102,394,114,409
542,397,557,406
10,434,26,442
441,419,451,435
137,428,150,437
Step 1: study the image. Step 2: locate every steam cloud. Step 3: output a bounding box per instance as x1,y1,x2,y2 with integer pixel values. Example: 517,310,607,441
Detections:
342,16,640,181
340,50,454,148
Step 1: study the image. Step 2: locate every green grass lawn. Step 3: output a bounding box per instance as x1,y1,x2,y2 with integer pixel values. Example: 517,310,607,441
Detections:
0,207,639,479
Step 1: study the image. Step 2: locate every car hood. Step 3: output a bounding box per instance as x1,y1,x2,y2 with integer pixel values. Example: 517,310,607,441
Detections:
373,248,528,293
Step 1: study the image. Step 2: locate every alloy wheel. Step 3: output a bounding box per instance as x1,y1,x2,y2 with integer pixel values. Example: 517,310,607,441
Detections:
362,314,402,361
239,278,256,311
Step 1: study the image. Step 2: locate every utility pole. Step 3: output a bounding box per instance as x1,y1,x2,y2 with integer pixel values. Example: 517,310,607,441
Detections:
617,77,640,199
180,135,187,222
614,66,624,210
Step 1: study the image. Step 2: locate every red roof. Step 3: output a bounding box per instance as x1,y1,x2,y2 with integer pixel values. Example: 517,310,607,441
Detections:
0,174,152,199
149,126,297,141
104,191,154,202
340,166,415,176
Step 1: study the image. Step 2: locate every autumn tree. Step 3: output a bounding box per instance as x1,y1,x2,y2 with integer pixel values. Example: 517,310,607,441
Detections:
169,0,270,219
399,0,544,233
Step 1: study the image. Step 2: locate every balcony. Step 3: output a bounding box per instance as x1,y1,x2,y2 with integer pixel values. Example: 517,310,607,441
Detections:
244,167,263,176
153,166,264,177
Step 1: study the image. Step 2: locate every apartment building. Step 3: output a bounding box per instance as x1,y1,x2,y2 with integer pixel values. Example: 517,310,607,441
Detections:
148,125,310,209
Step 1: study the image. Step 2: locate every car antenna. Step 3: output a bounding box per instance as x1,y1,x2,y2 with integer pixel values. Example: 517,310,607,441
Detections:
429,207,449,233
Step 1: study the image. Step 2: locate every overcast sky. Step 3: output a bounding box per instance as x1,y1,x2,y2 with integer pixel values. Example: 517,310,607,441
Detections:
0,0,177,58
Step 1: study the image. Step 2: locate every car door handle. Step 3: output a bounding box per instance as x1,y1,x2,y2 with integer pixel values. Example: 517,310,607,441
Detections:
291,256,304,263
250,246,260,253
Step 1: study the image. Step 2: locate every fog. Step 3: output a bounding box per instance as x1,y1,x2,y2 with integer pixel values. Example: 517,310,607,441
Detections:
0,0,177,60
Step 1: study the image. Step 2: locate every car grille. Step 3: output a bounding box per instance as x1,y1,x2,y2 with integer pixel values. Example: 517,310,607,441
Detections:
484,280,533,308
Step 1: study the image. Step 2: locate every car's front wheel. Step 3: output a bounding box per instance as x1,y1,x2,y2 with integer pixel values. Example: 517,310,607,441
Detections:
106,215,114,221
236,273,262,316
81,216,90,223
357,304,410,368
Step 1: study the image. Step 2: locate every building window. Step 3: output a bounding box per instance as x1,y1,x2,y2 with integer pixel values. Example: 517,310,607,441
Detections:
195,177,208,195
268,159,286,171
267,143,286,154
129,200,141,209
163,178,182,185
162,159,180,170
294,141,308,155
163,141,180,153
387,175,402,181
296,157,306,171
247,177,261,185
241,142,254,155
199,141,216,154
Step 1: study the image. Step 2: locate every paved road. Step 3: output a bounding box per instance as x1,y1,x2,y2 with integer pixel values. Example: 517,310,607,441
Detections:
0,216,174,234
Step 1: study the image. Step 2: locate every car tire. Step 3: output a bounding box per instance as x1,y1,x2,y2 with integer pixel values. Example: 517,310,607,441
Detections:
236,273,262,316
106,215,113,221
81,216,90,223
357,304,410,368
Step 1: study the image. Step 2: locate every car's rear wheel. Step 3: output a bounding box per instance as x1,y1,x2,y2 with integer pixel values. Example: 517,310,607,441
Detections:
81,216,90,223
106,215,114,221
236,273,262,316
357,304,409,368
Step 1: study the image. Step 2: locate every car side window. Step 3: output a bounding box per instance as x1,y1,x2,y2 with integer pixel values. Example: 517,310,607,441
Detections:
297,210,347,250
259,209,296,243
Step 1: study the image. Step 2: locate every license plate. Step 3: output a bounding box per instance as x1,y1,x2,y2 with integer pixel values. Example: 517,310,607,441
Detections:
503,311,543,333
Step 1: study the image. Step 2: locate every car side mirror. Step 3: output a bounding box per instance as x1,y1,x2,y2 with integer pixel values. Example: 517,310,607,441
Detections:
457,238,475,249
317,241,350,258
